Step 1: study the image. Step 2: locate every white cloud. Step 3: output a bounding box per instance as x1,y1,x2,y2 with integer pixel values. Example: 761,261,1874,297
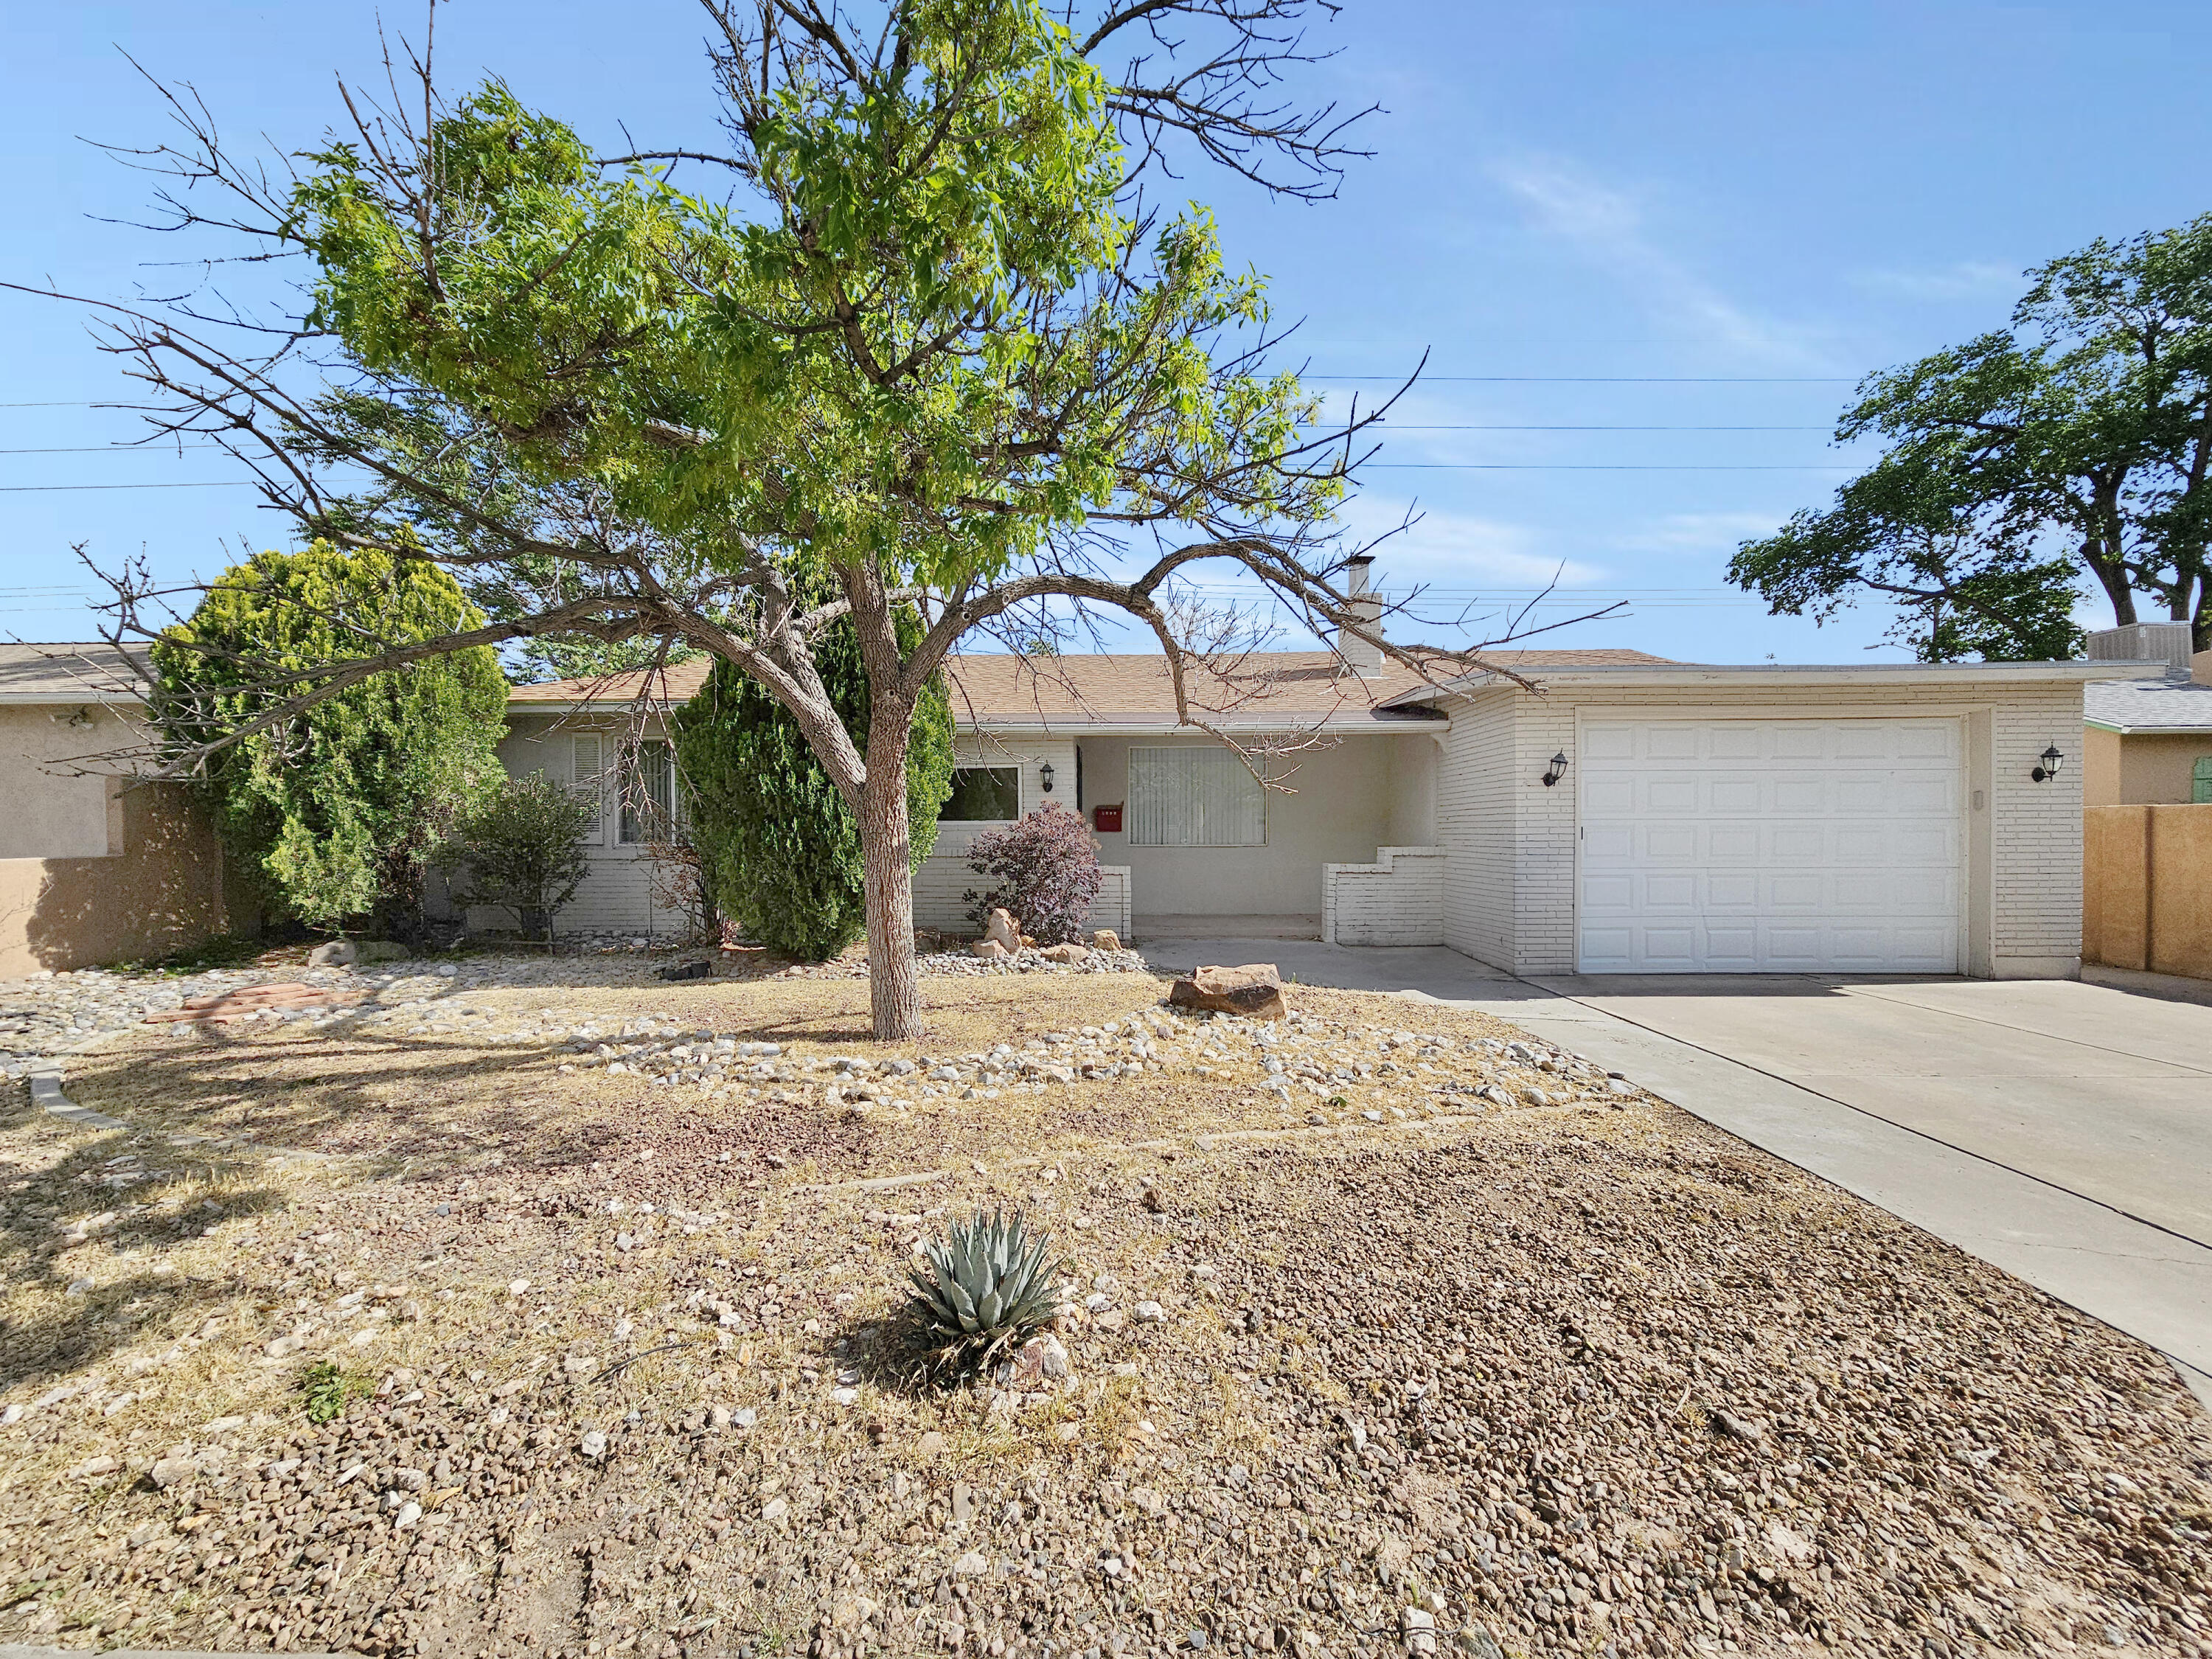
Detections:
1610,510,1788,555
1489,156,1835,370
1847,260,2023,303
1340,498,1607,589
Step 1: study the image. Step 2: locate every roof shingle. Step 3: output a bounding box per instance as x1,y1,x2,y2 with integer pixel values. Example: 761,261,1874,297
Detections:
504,647,1674,726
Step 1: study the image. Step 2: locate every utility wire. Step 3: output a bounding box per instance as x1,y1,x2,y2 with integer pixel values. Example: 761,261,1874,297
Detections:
0,481,253,493
1306,375,1852,383
1364,463,1850,471
1,426,1842,451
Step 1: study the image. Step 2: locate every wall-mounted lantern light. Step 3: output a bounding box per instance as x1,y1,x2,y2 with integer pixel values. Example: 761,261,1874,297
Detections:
1038,761,1056,793
2031,745,2064,783
1541,751,1569,788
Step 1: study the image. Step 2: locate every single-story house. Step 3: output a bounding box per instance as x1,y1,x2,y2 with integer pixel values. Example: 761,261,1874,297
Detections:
2080,622,2212,806
0,644,236,976
504,627,2135,978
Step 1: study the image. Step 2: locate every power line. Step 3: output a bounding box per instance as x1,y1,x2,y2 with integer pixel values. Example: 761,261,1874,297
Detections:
1306,424,1834,432
0,445,226,455
1364,463,1851,471
1307,375,1852,383
0,481,252,493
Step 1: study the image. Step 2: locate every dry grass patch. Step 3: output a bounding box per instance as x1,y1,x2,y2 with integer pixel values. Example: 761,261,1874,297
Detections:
0,971,2205,1659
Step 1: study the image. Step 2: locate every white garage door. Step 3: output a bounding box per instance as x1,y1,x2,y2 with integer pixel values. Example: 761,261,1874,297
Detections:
1577,718,1962,973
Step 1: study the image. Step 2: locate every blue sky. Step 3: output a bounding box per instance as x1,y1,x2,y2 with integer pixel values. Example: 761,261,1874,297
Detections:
4,1,2208,661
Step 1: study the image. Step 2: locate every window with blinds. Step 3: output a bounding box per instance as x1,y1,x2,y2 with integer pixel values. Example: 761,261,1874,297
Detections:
570,733,605,841
1127,745,1266,846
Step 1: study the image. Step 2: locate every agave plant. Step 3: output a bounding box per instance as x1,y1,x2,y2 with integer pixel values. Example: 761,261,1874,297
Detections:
906,1208,1060,1362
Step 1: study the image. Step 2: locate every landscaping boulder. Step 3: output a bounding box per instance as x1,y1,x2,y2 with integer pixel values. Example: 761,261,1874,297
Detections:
307,939,358,968
1168,962,1287,1020
1037,942,1089,964
984,908,1023,953
1091,928,1121,951
971,939,1011,961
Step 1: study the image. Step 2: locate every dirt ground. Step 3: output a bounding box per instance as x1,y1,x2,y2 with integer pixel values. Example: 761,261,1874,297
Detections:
1,967,2208,1659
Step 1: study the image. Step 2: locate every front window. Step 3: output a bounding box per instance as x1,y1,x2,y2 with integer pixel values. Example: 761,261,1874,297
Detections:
939,766,1020,821
1127,745,1266,846
620,740,676,844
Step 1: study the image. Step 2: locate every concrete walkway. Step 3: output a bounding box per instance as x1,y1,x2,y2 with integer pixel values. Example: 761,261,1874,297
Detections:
1146,939,2212,1406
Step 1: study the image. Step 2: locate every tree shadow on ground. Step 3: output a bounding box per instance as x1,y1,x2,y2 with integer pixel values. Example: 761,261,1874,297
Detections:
0,1091,291,1394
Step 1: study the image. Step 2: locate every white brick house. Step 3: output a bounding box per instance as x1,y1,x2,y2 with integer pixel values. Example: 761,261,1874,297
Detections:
498,646,2132,978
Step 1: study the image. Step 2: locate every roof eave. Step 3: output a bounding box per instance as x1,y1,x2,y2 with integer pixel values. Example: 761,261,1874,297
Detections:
2087,718,2212,737
1383,660,2148,706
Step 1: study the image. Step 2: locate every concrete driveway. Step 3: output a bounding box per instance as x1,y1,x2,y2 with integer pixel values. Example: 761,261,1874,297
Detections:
1145,938,2212,1402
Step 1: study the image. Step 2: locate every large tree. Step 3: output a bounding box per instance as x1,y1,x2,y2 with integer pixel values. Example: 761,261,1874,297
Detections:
38,0,1535,1040
1731,214,2212,658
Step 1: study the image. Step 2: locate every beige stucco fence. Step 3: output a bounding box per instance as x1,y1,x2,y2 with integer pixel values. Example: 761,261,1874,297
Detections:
2082,804,2212,980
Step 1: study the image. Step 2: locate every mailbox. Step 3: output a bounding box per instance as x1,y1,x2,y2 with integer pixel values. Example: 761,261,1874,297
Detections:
1092,803,1123,834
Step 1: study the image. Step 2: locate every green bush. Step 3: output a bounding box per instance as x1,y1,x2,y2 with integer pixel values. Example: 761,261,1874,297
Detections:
437,771,597,939
153,542,508,938
672,613,953,961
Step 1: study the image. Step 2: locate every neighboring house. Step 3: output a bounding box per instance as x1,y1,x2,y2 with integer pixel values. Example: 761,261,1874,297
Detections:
2080,622,2212,805
0,644,234,976
2077,622,2212,981
502,619,2129,978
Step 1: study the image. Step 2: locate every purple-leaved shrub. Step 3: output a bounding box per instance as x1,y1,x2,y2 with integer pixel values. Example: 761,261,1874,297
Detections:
963,802,1105,944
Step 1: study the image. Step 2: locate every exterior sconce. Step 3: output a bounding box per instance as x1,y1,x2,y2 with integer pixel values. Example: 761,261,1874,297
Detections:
2031,745,2064,783
1038,762,1056,793
1542,752,1569,788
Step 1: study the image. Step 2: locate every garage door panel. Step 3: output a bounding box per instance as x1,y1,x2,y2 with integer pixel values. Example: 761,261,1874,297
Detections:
1771,827,1828,863
1705,827,1760,863
1771,779,1828,812
1705,874,1759,908
1893,724,1956,759
1576,717,1961,973
1888,775,1955,812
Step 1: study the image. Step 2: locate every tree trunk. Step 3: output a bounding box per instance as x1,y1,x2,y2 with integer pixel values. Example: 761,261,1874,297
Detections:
857,709,922,1042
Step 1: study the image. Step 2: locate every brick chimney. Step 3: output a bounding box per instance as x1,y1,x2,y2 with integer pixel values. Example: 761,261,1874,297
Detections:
1337,555,1384,676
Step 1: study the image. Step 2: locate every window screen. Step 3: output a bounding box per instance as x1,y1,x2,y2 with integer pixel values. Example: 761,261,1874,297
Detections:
940,766,1020,821
2194,754,2212,804
620,740,675,844
1127,746,1265,846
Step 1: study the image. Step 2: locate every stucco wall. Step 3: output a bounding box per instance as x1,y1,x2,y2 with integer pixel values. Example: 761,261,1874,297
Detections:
2083,726,2212,806
0,778,230,976
1437,681,2089,978
1071,734,1397,922
2082,804,2212,980
0,705,133,859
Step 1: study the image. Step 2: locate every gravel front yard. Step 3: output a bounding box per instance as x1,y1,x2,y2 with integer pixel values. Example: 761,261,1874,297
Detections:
0,956,2207,1659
